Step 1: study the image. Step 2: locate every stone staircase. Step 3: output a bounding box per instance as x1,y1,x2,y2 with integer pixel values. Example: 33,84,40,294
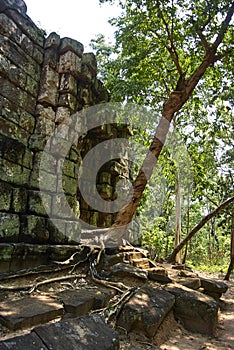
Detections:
0,245,229,349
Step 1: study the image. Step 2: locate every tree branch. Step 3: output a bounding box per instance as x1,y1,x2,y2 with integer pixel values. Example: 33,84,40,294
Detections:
166,196,234,263
212,1,234,51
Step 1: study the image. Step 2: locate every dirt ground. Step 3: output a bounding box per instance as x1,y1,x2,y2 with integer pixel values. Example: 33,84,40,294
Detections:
119,272,234,350
0,268,233,349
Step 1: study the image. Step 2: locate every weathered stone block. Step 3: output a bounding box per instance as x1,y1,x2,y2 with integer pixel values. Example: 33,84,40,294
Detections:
164,283,219,336
111,262,148,280
30,168,57,191
0,35,41,82
34,151,57,174
33,45,44,64
57,288,113,316
35,104,56,121
0,212,20,241
51,194,79,219
19,110,35,132
28,134,48,151
45,31,60,49
0,159,31,186
55,106,71,125
0,0,27,15
117,285,175,337
62,175,78,195
58,50,82,77
175,277,201,290
0,96,20,124
0,181,12,210
12,187,27,213
34,315,119,350
58,92,77,110
28,190,52,216
0,295,63,330
65,220,81,243
34,115,55,136
60,37,84,56
6,9,44,46
46,219,67,244
26,75,39,97
38,65,59,106
0,332,47,350
59,73,77,95
0,116,28,145
23,215,50,242
200,277,228,294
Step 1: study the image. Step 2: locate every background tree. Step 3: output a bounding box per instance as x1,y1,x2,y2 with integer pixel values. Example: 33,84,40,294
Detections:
94,0,233,268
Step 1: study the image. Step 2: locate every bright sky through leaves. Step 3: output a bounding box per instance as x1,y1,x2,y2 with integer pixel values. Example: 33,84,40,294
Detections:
25,0,120,50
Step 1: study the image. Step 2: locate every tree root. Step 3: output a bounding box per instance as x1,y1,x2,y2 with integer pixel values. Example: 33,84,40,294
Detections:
0,274,86,293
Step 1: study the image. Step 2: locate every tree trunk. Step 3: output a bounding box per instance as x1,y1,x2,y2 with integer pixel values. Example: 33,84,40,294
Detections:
167,196,234,263
224,205,234,280
174,172,182,263
111,3,234,231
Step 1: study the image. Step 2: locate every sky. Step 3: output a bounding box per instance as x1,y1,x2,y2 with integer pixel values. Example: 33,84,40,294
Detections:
25,0,121,50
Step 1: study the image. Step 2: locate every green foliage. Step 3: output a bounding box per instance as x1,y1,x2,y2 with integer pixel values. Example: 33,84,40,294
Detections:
96,0,234,270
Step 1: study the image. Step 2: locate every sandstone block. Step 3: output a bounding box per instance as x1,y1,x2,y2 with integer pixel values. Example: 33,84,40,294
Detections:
59,37,84,56
164,283,219,336
111,262,148,280
58,50,82,77
0,212,20,241
117,285,175,337
0,332,47,350
34,315,119,350
0,295,63,330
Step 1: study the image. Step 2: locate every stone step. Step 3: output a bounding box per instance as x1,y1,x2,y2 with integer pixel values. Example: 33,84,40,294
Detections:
124,251,143,260
0,315,119,350
131,258,150,269
57,287,114,316
0,295,63,331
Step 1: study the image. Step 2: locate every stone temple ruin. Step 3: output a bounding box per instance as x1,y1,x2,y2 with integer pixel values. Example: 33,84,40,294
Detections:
0,1,231,349
0,0,134,271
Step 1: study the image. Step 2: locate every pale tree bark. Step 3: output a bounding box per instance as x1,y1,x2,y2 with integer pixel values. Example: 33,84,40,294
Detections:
112,2,234,230
167,196,234,263
174,172,182,263
225,205,234,281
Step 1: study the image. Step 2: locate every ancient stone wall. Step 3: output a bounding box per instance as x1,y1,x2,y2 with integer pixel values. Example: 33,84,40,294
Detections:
0,0,130,250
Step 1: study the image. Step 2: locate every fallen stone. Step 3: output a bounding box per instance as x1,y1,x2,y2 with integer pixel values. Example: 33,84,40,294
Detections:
171,264,186,270
111,262,148,280
164,283,218,336
175,277,201,290
0,295,63,330
178,270,198,278
34,315,119,350
148,268,172,283
104,253,126,268
0,332,47,350
57,288,114,316
200,277,228,294
117,285,175,338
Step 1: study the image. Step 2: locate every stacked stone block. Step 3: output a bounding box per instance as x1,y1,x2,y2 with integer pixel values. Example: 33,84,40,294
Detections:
0,0,44,243
0,0,131,246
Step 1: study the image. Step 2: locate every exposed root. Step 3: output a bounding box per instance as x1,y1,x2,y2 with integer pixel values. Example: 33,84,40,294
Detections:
0,274,86,292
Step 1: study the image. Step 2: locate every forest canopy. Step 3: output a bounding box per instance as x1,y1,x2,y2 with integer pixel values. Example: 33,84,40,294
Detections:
92,0,234,270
